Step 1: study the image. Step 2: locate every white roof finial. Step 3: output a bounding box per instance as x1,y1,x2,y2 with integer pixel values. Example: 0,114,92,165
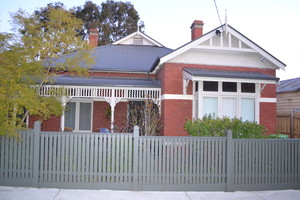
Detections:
225,9,228,36
137,20,140,35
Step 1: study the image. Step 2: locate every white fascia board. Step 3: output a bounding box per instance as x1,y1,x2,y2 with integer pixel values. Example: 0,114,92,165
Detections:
187,75,277,84
227,26,286,71
140,32,164,47
113,31,163,47
113,32,137,45
152,31,216,73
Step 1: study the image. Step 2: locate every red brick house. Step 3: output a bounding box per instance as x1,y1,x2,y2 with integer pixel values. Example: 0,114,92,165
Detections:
29,20,285,135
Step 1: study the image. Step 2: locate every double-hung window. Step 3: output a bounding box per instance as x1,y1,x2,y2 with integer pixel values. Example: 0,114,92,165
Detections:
195,81,258,122
64,101,93,131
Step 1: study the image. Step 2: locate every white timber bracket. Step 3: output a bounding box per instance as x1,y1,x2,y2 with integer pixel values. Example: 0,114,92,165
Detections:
183,76,190,95
259,83,267,95
104,96,122,133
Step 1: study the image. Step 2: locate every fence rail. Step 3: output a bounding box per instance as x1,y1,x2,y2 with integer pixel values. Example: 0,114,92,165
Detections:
0,121,299,191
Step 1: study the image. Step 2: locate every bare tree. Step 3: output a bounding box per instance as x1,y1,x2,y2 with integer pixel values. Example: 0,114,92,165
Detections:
126,100,161,136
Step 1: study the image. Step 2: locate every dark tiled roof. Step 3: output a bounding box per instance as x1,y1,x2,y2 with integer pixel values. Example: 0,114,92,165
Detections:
184,68,279,81
53,45,172,73
49,76,161,88
277,77,300,93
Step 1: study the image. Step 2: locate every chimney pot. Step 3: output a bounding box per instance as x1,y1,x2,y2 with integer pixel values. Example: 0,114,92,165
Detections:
89,28,99,47
190,20,204,40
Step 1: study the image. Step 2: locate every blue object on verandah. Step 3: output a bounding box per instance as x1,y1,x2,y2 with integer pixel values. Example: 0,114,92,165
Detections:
99,128,110,133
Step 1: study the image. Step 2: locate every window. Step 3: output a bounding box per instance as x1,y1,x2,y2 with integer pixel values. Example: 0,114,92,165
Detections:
65,102,76,130
203,97,218,117
241,83,255,93
222,82,237,92
65,101,92,131
79,103,92,131
241,98,255,121
196,81,258,122
222,98,237,118
203,81,218,91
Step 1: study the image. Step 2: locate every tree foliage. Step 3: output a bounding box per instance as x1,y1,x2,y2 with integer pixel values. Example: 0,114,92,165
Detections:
32,1,145,46
74,1,101,40
0,7,93,136
75,0,145,45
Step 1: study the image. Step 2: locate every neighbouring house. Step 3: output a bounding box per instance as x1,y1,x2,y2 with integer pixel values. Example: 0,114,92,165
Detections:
29,20,286,136
277,77,300,114
276,77,300,137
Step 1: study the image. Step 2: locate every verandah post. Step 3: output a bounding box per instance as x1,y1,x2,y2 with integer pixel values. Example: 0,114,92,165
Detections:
132,126,139,191
33,121,41,187
226,130,234,192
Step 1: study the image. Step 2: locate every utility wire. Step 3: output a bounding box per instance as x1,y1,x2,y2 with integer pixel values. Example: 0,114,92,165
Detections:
214,0,223,26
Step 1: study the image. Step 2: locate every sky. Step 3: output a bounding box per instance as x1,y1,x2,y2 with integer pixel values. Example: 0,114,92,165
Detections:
0,0,299,80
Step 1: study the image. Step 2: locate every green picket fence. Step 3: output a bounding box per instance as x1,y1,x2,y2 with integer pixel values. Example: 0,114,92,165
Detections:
0,121,299,191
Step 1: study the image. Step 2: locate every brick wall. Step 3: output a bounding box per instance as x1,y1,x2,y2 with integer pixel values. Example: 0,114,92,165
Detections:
157,62,277,136
93,101,128,132
29,115,61,131
161,99,192,136
260,102,277,134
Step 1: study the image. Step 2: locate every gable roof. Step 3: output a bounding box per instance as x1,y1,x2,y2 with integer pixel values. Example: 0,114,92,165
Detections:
151,24,286,73
113,31,165,47
277,77,300,93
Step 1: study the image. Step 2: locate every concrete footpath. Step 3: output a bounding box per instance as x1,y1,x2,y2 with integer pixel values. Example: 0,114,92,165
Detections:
0,186,299,200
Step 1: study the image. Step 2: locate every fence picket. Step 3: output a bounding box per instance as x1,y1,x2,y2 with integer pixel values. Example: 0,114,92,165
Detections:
0,124,299,191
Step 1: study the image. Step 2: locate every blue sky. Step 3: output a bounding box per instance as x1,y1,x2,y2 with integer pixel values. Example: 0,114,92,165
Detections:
0,0,299,80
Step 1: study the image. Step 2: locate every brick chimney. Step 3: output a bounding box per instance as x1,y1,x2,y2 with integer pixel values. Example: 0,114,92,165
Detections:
89,28,99,47
190,20,204,40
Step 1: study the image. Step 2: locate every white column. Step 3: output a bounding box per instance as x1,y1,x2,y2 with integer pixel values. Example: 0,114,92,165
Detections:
60,96,67,131
110,100,116,132
105,89,121,133
192,81,196,119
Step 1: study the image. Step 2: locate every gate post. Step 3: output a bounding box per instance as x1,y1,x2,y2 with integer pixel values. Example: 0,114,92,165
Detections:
132,126,139,191
33,121,41,187
226,130,234,192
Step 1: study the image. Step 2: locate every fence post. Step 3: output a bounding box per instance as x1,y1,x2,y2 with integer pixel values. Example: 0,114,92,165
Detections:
32,121,41,187
132,126,139,191
290,111,294,138
226,130,234,192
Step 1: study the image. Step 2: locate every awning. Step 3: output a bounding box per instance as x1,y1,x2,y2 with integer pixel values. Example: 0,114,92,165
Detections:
49,75,161,88
183,68,279,84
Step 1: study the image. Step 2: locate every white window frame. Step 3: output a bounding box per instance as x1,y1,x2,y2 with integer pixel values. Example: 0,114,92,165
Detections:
65,99,93,132
195,81,259,122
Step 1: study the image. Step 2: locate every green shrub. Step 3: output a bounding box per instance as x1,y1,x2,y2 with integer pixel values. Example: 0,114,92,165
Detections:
184,115,266,139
